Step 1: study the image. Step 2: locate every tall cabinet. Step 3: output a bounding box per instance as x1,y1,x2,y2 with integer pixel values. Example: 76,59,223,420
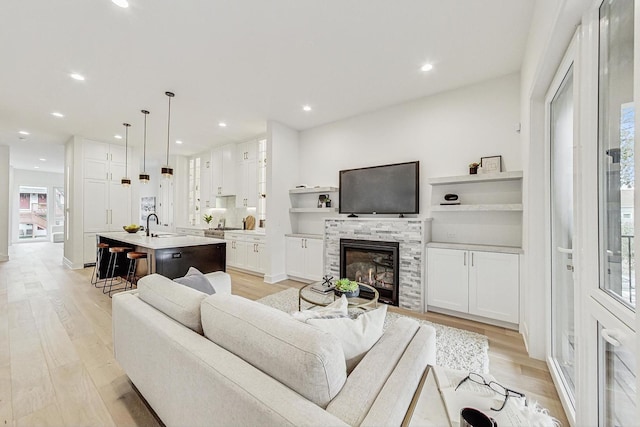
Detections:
82,140,132,265
236,140,258,208
426,171,523,328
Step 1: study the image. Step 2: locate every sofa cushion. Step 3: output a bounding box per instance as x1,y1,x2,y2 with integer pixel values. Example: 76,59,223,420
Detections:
326,317,421,426
201,294,347,408
174,267,216,294
138,273,207,334
291,294,348,322
203,271,232,294
307,304,387,372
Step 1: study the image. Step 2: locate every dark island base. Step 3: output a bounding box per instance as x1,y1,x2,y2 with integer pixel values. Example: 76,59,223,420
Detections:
97,236,226,280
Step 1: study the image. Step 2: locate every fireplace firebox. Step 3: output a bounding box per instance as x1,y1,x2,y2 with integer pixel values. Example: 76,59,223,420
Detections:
340,239,399,306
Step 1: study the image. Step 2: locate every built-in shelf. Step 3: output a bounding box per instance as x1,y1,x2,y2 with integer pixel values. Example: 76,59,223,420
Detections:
427,241,524,254
428,171,523,185
430,203,523,212
289,207,339,213
289,186,339,194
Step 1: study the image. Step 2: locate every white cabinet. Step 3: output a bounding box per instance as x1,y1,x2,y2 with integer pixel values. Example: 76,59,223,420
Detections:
285,236,323,281
427,247,519,324
225,232,266,274
236,140,258,208
211,144,236,196
82,140,131,264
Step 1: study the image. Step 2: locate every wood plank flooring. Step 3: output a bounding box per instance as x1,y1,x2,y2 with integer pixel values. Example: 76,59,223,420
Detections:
0,242,567,426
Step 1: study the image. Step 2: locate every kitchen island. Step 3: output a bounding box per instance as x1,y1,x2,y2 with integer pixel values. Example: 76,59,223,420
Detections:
96,231,226,279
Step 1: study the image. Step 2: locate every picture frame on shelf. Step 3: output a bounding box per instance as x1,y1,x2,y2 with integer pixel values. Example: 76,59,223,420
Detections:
480,155,502,173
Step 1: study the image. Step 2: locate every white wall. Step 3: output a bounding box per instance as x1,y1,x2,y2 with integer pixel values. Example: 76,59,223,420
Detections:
265,121,300,283
297,73,522,234
0,145,9,261
10,169,64,242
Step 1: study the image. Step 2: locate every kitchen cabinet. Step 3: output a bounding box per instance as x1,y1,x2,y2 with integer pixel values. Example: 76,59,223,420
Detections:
225,232,266,275
175,227,205,237
235,140,258,208
427,247,519,324
211,144,236,196
285,235,323,281
82,140,131,265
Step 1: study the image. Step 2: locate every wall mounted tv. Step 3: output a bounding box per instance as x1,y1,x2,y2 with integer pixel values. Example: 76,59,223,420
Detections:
339,161,419,216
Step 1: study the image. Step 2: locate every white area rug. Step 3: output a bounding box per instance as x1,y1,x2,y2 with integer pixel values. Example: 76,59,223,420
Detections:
257,288,490,374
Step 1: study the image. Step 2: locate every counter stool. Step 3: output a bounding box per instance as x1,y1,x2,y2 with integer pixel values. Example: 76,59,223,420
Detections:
91,242,110,287
125,252,148,290
103,246,132,297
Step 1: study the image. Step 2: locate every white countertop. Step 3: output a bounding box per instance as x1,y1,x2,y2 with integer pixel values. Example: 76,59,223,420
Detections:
223,229,266,236
97,231,226,250
427,241,523,254
285,233,323,239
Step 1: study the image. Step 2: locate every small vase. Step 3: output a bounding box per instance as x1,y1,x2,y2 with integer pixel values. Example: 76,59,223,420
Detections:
469,167,478,175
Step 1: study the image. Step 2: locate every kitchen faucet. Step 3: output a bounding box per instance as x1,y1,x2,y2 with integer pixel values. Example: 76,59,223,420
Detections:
146,213,159,237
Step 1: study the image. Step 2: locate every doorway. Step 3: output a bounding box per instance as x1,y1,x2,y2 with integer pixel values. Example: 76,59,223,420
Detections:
18,186,48,240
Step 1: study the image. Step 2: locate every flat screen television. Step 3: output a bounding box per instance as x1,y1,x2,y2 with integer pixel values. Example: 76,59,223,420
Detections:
339,161,419,215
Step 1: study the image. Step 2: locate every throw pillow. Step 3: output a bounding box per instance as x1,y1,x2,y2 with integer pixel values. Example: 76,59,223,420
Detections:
291,294,349,322
307,304,388,372
174,267,216,295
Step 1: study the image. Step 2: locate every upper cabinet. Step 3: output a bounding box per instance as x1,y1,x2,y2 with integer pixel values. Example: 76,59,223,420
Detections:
211,143,236,197
236,140,258,208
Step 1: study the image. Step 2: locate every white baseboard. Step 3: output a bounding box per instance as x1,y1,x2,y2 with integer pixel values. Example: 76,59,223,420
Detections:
427,305,520,331
263,273,288,284
0,254,8,262
63,257,84,270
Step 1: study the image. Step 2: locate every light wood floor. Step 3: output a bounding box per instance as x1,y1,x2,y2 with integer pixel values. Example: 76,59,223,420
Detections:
0,242,567,426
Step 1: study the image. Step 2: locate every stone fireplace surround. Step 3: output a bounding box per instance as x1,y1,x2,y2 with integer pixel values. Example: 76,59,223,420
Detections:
324,218,431,312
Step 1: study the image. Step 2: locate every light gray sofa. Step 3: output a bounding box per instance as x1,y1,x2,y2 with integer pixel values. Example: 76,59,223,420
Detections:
112,273,436,427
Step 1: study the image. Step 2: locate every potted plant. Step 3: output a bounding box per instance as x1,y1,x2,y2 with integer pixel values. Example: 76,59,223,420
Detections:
334,278,360,298
469,162,479,175
203,214,213,229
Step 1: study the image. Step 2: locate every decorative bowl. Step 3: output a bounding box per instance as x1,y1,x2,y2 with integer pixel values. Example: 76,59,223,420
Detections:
123,225,141,234
334,287,360,298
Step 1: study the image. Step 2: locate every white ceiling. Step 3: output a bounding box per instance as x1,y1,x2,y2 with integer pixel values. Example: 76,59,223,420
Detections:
0,0,534,174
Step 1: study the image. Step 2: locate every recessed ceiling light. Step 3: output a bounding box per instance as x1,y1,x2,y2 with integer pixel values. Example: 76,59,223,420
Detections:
175,140,183,144
420,63,434,72
19,130,30,135
39,158,47,162
70,73,85,81
111,0,129,8
218,122,227,127
51,112,64,118
34,166,40,169
114,134,123,139
302,105,312,112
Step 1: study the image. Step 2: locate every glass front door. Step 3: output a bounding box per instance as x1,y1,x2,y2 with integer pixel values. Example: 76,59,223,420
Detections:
550,65,576,405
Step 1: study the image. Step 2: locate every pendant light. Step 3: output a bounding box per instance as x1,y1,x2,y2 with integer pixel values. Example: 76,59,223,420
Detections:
139,110,150,183
161,91,175,178
121,122,132,187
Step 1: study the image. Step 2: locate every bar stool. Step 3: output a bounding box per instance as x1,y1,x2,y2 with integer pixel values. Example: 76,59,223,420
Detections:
103,246,132,297
91,242,109,287
125,251,148,289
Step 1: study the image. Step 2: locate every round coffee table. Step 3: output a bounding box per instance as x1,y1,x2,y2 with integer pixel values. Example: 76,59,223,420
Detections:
298,282,379,310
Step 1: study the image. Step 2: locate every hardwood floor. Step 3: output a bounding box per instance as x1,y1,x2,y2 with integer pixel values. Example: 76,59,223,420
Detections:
0,242,567,426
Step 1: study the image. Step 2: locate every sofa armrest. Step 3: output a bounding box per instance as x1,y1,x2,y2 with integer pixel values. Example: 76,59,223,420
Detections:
113,291,347,427
204,271,231,294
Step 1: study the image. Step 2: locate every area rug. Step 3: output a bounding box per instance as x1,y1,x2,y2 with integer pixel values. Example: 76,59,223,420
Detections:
257,288,490,374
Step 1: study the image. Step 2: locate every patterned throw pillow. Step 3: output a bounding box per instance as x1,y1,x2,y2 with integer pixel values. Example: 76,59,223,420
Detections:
291,294,349,322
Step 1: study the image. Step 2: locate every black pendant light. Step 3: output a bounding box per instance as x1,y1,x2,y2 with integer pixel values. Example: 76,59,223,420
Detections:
139,109,150,183
121,123,132,187
161,91,175,178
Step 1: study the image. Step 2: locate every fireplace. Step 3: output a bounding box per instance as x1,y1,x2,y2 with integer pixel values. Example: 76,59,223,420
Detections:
340,239,399,306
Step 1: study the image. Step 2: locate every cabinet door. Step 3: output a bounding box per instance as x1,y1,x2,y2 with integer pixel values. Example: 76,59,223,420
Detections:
238,140,258,162
210,148,223,196
255,242,267,274
427,248,469,312
109,162,126,182
83,233,97,265
84,159,108,180
83,179,109,232
285,237,305,278
84,140,109,161
220,143,236,195
236,161,249,208
109,182,131,230
304,238,324,281
245,158,258,208
469,251,519,323
200,153,211,209
235,240,249,269
225,239,237,267
109,144,127,163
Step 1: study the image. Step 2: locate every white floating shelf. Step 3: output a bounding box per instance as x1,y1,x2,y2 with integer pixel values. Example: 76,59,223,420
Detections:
289,208,339,213
289,186,339,194
430,204,523,212
428,171,523,185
